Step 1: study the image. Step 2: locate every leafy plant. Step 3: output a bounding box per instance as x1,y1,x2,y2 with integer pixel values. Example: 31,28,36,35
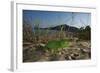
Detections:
45,39,69,55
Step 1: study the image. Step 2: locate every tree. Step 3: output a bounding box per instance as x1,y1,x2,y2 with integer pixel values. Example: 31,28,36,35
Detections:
78,26,91,40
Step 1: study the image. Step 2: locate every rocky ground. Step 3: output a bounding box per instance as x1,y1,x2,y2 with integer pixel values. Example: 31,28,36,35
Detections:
23,41,91,62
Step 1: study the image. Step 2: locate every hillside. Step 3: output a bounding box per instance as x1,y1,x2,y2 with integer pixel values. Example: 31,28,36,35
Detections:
40,24,79,33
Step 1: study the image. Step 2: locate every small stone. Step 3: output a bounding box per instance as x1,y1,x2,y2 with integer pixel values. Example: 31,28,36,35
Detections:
74,53,79,57
58,52,62,55
77,48,81,51
70,54,74,57
39,43,46,47
68,56,72,60
61,51,65,54
82,48,90,53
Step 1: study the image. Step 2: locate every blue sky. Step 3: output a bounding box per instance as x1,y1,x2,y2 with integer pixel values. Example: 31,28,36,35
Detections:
23,10,91,28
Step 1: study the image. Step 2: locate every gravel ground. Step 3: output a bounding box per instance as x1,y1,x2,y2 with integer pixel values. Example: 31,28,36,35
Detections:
23,41,91,62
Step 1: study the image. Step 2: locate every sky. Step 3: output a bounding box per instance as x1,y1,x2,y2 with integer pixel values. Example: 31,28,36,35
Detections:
23,10,91,28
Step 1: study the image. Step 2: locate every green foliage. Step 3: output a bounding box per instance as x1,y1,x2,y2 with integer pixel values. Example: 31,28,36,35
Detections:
45,39,69,50
45,39,69,56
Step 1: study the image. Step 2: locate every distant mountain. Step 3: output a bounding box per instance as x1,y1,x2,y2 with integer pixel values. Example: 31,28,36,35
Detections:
40,24,79,33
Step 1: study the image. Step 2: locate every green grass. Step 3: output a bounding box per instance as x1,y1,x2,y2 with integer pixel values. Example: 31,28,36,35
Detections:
45,39,69,50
